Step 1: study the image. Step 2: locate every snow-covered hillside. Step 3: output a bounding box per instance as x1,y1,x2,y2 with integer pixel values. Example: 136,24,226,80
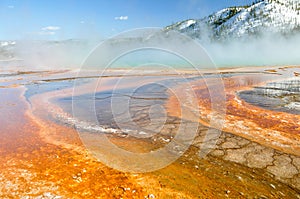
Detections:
165,0,300,40
0,41,16,47
0,41,16,60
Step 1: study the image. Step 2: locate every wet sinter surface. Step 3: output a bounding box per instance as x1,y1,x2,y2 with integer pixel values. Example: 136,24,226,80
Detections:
0,68,300,198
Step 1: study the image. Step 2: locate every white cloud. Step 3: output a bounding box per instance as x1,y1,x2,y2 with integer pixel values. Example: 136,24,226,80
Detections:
38,26,60,36
114,16,128,21
8,5,14,9
41,26,61,31
38,31,56,35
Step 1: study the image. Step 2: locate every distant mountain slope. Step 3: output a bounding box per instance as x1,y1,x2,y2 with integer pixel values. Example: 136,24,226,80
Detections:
0,41,16,60
165,0,300,40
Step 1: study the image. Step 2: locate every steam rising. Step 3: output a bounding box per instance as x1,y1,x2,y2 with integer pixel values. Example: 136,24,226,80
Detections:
14,40,95,70
1,29,300,70
203,33,300,67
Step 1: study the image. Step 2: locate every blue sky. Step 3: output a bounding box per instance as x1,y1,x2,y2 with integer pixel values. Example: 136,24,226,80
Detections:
0,0,254,40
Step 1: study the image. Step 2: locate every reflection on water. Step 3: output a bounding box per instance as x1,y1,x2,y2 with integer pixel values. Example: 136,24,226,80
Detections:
239,78,300,115
25,80,75,100
56,77,180,135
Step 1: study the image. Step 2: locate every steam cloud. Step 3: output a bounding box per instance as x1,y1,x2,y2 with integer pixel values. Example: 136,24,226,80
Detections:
202,33,300,67
1,28,300,70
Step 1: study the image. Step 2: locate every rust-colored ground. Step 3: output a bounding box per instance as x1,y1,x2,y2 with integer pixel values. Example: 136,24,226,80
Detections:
0,87,148,198
167,66,300,155
1,69,300,198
